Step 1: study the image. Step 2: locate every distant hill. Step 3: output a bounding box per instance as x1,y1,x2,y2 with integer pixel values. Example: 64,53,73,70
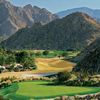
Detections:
0,0,58,38
1,12,100,50
74,38,100,74
57,7,100,22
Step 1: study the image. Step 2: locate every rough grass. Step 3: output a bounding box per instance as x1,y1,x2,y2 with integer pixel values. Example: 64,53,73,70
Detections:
33,58,75,73
0,58,75,78
0,81,100,100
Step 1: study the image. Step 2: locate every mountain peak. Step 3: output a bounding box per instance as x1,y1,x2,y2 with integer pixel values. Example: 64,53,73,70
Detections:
41,8,49,12
0,0,10,4
24,4,33,9
56,7,100,22
33,6,41,10
0,0,6,3
0,1,58,38
64,12,99,27
1,12,100,50
66,12,93,19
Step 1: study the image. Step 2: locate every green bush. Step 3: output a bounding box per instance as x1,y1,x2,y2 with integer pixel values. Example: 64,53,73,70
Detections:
42,50,49,56
56,72,71,84
15,51,29,63
35,52,41,57
23,57,36,70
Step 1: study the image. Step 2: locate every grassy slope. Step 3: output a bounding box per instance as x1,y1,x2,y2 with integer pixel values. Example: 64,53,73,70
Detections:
0,81,100,100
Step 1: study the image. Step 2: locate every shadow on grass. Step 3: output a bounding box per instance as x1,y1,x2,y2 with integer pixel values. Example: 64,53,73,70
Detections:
38,82,66,87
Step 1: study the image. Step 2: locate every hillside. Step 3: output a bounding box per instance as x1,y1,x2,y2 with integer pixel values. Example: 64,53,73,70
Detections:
57,7,100,22
1,12,100,50
0,0,58,38
74,38,100,74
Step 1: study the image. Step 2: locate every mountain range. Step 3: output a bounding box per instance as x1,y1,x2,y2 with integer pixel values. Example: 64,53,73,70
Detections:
0,1,100,74
57,7,100,22
1,12,100,50
0,0,58,38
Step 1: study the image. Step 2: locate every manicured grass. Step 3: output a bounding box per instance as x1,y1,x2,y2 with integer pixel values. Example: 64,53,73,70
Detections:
36,50,80,59
0,81,100,100
17,50,80,58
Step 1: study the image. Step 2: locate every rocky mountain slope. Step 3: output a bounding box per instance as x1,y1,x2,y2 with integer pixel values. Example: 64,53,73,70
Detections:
0,0,58,37
74,38,100,74
1,12,100,50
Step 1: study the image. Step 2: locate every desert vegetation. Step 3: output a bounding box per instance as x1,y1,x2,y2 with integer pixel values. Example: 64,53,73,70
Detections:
55,72,100,87
0,48,78,73
0,48,36,73
0,48,99,100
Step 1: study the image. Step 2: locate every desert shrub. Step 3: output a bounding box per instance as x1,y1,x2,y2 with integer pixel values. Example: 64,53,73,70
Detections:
35,52,41,57
61,52,68,57
23,57,36,70
15,51,29,63
56,72,71,84
42,50,49,56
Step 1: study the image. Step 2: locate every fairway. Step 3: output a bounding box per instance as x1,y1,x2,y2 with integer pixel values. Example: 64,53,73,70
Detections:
0,81,100,100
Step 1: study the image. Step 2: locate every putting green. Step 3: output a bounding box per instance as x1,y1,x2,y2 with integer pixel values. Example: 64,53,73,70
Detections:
0,81,100,100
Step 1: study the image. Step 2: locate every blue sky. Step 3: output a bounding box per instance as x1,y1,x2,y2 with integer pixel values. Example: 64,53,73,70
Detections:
11,0,100,13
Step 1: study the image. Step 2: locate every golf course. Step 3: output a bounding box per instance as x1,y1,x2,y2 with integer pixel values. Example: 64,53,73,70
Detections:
0,81,100,100
0,51,100,100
